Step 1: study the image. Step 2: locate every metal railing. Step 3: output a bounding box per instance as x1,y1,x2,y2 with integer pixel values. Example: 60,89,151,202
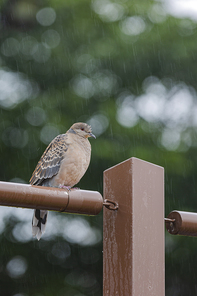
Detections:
1,157,196,295
0,181,103,215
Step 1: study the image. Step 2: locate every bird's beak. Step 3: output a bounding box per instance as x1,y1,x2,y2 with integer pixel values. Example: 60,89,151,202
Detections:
89,132,96,139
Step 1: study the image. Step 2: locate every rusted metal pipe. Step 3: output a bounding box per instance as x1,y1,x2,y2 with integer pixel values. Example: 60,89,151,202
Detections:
165,210,197,237
0,181,103,215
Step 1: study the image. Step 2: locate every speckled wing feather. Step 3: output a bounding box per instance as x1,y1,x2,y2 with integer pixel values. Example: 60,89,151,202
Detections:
29,134,68,186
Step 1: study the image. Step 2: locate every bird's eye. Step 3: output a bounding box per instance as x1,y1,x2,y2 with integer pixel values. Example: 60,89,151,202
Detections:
81,128,84,131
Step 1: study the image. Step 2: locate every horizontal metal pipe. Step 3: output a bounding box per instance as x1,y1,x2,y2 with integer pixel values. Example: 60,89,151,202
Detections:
0,181,103,215
165,210,197,237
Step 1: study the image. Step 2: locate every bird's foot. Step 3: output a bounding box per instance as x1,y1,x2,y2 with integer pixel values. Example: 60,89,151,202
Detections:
59,185,71,191
71,187,80,190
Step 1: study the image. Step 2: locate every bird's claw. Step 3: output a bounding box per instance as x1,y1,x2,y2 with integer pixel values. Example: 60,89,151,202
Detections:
59,185,71,191
59,185,80,191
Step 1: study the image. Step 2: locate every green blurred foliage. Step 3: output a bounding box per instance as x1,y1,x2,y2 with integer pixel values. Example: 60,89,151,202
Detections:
0,0,197,295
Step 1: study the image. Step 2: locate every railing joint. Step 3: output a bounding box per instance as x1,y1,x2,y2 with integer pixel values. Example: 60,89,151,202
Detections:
103,199,119,211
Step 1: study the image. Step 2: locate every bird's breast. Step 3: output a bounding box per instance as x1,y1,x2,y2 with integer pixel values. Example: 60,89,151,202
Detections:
52,139,91,187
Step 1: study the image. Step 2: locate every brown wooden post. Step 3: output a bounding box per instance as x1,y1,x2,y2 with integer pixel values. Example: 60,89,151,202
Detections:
103,157,165,296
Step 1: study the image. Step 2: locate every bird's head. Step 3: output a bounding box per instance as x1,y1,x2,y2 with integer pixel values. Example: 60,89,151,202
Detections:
70,122,96,139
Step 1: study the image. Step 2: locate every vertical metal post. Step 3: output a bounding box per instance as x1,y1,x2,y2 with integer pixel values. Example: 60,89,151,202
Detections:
103,157,165,296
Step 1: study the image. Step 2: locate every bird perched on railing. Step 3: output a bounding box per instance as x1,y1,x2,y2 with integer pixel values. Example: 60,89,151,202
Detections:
29,122,96,240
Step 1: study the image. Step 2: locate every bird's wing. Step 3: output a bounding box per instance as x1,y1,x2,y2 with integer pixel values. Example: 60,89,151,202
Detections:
29,134,68,186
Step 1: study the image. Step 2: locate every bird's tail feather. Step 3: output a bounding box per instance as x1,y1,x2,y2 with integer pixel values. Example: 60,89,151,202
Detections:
32,209,48,240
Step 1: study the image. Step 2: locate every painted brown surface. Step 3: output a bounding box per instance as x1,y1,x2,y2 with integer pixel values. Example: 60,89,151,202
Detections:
103,157,165,296
0,181,103,215
166,210,197,236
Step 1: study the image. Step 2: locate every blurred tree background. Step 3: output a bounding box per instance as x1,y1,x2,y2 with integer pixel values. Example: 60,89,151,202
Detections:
0,0,197,295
